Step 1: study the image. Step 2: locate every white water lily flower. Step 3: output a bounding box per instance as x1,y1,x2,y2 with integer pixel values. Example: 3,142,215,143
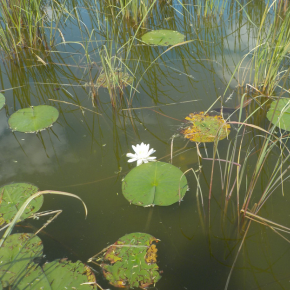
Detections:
126,142,156,166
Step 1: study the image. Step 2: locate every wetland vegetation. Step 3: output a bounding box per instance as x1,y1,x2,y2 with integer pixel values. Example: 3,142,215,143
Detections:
1,0,290,289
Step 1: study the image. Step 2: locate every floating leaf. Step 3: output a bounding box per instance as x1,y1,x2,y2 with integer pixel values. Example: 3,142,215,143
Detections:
101,232,161,289
122,161,188,207
8,105,59,133
0,93,5,110
96,71,134,89
0,183,42,227
0,234,96,289
21,260,96,289
0,233,43,287
179,112,231,142
266,98,290,131
141,30,185,46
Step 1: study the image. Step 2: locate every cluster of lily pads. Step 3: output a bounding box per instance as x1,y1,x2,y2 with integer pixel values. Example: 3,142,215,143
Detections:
1,90,290,289
0,183,96,289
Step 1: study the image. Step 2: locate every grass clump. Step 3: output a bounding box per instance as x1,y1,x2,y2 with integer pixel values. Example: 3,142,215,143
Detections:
0,0,67,62
242,0,290,95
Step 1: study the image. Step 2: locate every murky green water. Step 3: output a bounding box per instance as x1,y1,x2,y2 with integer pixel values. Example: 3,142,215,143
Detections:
1,0,290,289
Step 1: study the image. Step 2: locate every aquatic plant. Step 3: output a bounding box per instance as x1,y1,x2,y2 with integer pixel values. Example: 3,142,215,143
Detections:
113,0,158,24
0,0,67,62
242,0,290,95
0,93,5,110
126,142,156,166
0,184,94,289
141,30,185,46
8,105,59,133
89,232,161,289
179,112,231,142
122,161,188,206
266,98,290,130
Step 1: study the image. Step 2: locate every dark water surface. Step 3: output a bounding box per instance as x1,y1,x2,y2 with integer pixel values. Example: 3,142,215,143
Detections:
1,0,290,289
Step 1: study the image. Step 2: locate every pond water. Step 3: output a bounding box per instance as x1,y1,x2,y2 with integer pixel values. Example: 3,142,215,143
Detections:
1,0,290,289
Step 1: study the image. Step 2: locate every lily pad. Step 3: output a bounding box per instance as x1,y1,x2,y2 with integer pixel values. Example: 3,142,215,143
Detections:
266,98,290,131
0,233,96,289
17,259,96,289
122,161,188,207
101,232,161,289
0,233,43,287
179,112,231,142
8,105,59,133
0,93,5,110
141,30,185,46
96,71,134,89
0,183,42,227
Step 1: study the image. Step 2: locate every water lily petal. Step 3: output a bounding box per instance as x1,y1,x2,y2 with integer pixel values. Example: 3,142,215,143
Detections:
136,159,143,166
147,148,156,155
127,158,137,163
126,153,137,158
132,144,137,153
147,156,156,160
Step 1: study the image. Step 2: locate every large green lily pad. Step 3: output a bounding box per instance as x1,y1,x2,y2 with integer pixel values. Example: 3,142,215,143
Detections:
0,233,43,287
0,93,5,110
8,105,59,133
267,98,290,131
141,30,185,46
101,232,161,289
179,112,231,142
0,183,42,227
0,233,96,289
122,161,188,206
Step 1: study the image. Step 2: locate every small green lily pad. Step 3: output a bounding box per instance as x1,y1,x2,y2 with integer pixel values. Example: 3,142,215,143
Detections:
141,30,185,46
267,98,290,131
0,93,5,110
8,105,59,133
0,183,42,226
0,233,43,287
122,161,188,206
101,232,161,289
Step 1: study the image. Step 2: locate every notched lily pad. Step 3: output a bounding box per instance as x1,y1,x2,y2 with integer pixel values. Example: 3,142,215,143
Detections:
96,71,134,89
0,183,42,227
179,112,231,142
122,161,188,207
141,30,185,46
267,98,290,131
101,232,161,289
8,105,59,133
0,93,5,110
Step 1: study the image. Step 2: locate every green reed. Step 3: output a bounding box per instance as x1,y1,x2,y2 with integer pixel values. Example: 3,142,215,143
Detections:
0,0,67,61
194,0,228,17
115,0,156,24
242,0,290,95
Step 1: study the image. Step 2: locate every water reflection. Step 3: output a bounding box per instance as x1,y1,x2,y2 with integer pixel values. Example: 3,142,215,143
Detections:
0,111,77,182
